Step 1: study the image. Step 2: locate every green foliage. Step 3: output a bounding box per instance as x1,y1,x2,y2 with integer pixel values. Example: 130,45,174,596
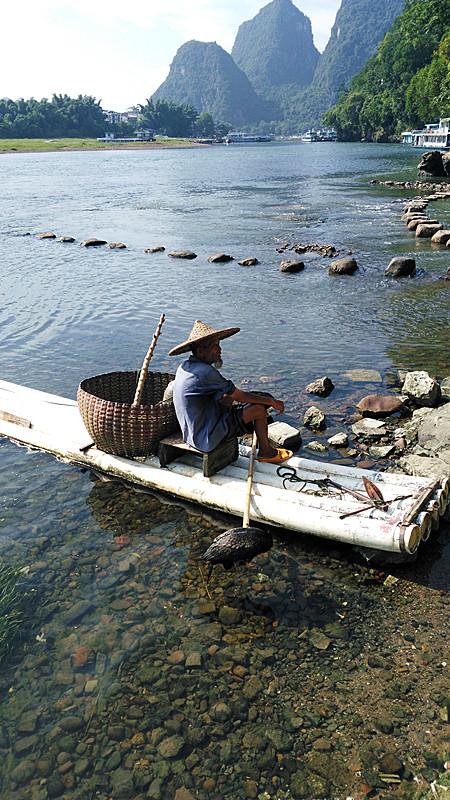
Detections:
284,0,404,132
139,98,198,137
0,562,34,665
325,0,450,140
138,99,229,138
0,94,106,138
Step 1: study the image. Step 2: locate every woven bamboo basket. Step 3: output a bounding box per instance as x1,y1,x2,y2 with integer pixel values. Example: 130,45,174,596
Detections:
77,314,179,458
77,370,178,458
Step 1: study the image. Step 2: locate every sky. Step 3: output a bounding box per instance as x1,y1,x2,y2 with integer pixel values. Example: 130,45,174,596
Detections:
3,0,341,111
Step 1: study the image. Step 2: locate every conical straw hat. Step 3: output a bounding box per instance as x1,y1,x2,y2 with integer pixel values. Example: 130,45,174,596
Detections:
168,320,240,356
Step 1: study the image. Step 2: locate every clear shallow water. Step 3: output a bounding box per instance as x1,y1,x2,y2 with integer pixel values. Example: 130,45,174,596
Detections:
0,142,449,800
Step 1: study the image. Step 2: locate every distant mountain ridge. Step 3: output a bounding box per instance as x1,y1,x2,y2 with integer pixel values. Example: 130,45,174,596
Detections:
152,40,275,126
152,0,406,131
231,0,319,94
294,0,405,129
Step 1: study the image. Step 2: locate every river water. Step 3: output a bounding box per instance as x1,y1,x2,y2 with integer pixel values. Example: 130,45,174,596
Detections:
0,142,449,800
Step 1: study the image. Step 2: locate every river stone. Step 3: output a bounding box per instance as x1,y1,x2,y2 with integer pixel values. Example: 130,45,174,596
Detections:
238,257,259,266
168,250,197,259
344,369,382,383
243,675,263,700
327,432,348,447
46,775,65,798
305,441,327,452
14,734,39,755
385,257,416,277
72,645,94,669
417,402,450,455
10,759,35,784
266,728,292,752
306,376,334,397
211,702,232,721
352,418,387,438
369,444,395,458
174,789,196,800
60,716,84,733
144,246,165,253
107,724,125,741
37,231,56,239
304,406,326,429
157,735,184,758
219,606,241,625
416,223,443,238
431,229,450,244
440,376,450,399
402,370,441,407
329,256,358,275
309,628,331,650
380,753,403,774
80,238,107,247
58,235,76,243
406,217,432,230
108,241,127,249
208,253,234,263
268,421,301,449
185,651,202,668
356,394,405,417
62,600,95,624
279,259,304,273
110,767,135,798
17,711,39,733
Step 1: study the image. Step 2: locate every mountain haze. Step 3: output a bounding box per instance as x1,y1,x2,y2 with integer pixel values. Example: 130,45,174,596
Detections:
231,0,319,94
152,41,275,126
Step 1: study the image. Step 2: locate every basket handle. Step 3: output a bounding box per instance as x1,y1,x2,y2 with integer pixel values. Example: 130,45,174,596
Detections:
132,313,166,408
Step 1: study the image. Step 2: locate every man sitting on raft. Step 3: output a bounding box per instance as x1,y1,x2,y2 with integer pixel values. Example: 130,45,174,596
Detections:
168,320,293,463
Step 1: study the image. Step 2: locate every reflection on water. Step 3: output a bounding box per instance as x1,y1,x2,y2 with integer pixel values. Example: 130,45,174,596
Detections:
0,143,449,798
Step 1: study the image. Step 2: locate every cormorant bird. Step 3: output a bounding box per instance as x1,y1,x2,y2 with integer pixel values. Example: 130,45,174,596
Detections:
200,526,273,582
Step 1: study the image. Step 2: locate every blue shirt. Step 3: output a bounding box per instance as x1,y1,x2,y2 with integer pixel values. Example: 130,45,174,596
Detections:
172,356,235,452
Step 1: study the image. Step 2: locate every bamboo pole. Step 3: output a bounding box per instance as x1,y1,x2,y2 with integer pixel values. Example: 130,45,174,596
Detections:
132,314,165,408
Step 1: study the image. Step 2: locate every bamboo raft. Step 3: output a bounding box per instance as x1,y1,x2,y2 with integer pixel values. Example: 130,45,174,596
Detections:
0,379,448,555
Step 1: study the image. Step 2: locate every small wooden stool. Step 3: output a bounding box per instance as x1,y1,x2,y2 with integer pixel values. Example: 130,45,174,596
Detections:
158,433,239,477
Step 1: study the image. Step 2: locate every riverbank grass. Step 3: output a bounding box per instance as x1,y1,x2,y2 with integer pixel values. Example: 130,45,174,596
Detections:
0,137,201,153
0,562,33,664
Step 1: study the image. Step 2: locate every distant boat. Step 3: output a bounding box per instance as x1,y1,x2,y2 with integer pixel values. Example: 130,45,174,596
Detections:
401,118,450,149
300,128,337,142
224,132,273,144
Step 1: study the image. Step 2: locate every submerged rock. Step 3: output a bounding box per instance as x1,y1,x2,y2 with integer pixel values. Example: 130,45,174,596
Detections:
329,256,358,275
356,394,405,417
238,257,259,266
279,259,304,273
168,250,197,259
80,238,107,247
304,406,326,429
306,376,334,397
37,231,56,239
385,257,416,277
352,418,387,438
416,223,443,238
207,253,234,263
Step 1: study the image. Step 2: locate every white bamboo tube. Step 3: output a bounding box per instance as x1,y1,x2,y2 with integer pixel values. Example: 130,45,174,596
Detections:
238,447,436,490
416,511,432,541
197,460,417,520
167,460,420,553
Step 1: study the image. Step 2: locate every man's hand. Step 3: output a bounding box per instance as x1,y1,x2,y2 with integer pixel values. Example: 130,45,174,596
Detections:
230,388,285,414
270,398,285,414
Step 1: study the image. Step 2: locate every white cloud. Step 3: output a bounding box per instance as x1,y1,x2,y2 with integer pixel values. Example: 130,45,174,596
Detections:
3,0,341,108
